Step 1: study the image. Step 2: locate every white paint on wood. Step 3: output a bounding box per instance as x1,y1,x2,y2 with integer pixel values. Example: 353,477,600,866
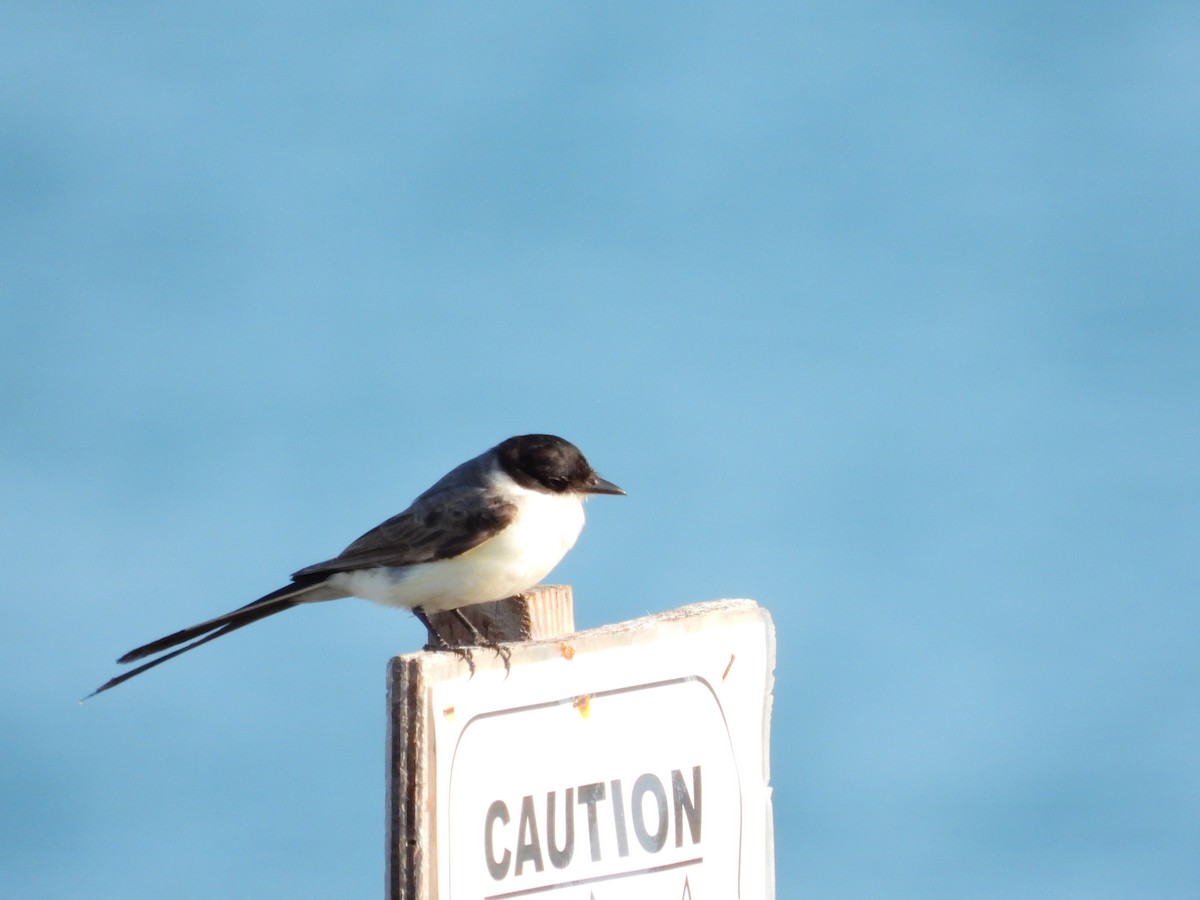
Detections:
387,589,775,900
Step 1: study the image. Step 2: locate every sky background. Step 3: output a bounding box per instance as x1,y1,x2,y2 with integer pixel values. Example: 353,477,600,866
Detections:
3,2,1198,897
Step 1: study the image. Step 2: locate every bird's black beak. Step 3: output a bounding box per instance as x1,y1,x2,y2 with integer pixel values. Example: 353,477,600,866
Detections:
586,475,625,496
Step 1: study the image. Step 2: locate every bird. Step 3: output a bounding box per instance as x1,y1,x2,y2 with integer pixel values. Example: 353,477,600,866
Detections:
89,434,623,697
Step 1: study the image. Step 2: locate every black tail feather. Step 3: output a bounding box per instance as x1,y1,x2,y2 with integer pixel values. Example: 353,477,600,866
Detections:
116,583,310,664
86,597,298,700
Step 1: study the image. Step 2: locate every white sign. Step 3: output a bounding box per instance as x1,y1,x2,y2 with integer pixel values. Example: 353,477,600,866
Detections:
428,600,775,900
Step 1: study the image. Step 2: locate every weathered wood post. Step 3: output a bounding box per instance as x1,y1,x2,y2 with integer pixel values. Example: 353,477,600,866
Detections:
387,585,775,899
387,585,576,897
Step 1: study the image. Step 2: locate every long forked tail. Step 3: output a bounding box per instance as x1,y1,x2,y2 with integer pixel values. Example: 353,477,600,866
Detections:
86,580,343,699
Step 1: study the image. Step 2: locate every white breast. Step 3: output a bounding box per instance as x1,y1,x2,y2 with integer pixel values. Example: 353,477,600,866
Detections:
331,475,586,613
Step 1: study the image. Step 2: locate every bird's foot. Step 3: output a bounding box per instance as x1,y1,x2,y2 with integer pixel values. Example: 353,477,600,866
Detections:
439,643,477,676
483,640,512,677
414,606,477,675
451,608,511,675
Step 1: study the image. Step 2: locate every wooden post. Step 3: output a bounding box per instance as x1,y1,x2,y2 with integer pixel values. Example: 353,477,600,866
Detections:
424,583,574,646
386,584,575,899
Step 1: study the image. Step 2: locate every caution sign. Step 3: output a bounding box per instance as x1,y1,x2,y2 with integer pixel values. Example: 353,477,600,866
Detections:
426,600,774,900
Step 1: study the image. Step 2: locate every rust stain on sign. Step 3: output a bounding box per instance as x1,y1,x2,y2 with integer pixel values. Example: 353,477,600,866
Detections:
722,654,736,681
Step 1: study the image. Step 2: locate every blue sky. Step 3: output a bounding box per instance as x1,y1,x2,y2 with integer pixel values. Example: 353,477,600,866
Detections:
3,3,1198,897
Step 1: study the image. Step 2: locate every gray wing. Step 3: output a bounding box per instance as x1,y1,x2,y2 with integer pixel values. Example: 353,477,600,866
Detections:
291,484,516,579
89,450,513,696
